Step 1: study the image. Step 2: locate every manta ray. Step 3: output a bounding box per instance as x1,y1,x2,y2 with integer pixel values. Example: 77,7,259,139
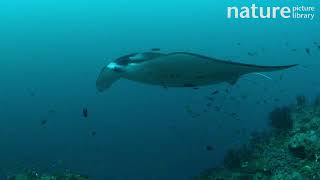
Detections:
96,50,297,92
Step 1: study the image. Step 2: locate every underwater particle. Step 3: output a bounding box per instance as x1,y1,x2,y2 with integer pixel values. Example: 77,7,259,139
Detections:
91,131,97,136
241,95,248,100
313,42,320,49
211,90,219,95
151,48,161,51
161,82,168,89
193,113,201,118
247,52,255,56
29,91,36,97
41,120,47,126
305,48,311,55
168,125,177,130
284,41,289,47
214,106,221,112
184,105,193,113
229,96,237,101
205,145,215,151
82,108,88,118
279,74,284,80
206,97,215,102
48,109,56,114
234,129,241,135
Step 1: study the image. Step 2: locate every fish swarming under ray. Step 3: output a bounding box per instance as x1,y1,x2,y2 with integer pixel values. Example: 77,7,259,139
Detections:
96,51,298,92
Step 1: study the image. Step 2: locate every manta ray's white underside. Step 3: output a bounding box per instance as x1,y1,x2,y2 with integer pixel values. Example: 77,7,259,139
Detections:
96,51,297,92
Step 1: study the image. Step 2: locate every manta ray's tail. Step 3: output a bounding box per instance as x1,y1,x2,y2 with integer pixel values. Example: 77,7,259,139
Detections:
96,66,121,92
226,63,298,85
251,64,298,72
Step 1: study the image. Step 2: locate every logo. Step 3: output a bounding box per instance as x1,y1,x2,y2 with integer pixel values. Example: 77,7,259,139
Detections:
227,4,316,20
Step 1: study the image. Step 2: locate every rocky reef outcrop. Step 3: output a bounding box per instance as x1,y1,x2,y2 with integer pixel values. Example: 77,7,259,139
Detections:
195,95,320,180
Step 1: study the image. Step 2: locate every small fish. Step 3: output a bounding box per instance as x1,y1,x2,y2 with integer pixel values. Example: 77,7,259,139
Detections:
291,49,297,52
168,125,177,129
274,98,280,102
214,106,221,112
48,109,56,114
29,91,36,97
280,74,284,80
161,82,168,89
305,48,311,55
206,103,212,107
207,97,214,102
247,52,255,56
234,129,242,135
211,90,219,95
191,113,200,118
193,87,199,90
241,95,248,100
225,89,230,94
91,131,97,136
83,108,88,118
41,120,47,126
284,42,289,47
151,48,161,51
236,42,241,46
205,145,215,151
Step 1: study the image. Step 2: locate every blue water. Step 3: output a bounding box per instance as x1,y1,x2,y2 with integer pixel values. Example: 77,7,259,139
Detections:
0,0,319,179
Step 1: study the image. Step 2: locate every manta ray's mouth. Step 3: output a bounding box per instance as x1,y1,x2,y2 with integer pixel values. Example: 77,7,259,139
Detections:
96,63,122,92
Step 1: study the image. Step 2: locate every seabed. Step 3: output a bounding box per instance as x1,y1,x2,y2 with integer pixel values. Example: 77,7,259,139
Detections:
8,170,90,180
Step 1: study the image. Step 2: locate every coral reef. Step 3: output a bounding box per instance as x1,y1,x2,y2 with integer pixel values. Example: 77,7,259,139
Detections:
269,106,293,130
296,95,308,107
195,96,320,180
314,95,320,107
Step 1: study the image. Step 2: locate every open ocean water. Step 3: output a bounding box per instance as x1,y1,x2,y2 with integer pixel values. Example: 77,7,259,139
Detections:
0,0,319,179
